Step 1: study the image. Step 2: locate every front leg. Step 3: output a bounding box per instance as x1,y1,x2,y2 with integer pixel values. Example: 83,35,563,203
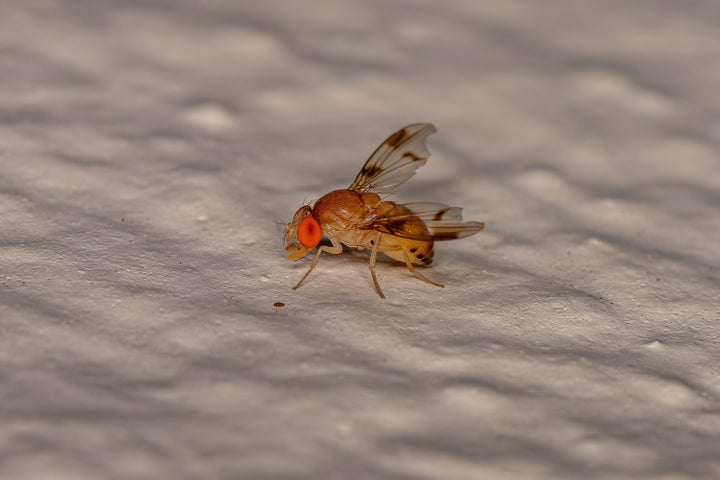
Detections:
292,236,343,290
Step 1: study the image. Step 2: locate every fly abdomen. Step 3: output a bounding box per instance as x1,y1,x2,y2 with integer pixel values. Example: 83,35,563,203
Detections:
409,244,434,265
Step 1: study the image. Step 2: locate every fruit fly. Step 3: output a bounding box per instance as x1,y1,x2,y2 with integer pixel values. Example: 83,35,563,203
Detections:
284,123,484,298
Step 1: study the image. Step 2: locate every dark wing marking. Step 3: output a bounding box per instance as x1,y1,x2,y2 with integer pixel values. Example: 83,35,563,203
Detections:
369,202,485,241
348,123,437,194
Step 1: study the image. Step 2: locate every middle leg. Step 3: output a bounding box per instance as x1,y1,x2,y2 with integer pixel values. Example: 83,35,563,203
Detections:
368,232,386,298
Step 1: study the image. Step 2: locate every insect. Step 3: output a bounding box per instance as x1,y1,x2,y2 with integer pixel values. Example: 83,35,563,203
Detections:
284,123,484,298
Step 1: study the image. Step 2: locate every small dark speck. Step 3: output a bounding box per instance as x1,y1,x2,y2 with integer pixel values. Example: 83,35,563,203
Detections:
274,302,285,308
121,218,125,222
410,247,417,253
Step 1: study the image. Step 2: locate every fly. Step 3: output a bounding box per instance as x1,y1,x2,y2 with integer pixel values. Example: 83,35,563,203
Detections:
284,123,484,298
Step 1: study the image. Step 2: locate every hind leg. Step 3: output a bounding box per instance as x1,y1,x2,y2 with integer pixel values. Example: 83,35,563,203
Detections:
401,248,444,288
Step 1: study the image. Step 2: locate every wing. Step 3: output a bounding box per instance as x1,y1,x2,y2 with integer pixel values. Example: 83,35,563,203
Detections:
369,202,485,241
348,123,437,194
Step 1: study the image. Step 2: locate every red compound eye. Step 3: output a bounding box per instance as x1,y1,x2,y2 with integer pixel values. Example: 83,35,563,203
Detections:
297,217,322,248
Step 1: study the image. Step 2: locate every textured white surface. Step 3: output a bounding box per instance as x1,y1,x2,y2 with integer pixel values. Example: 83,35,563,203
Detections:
1,1,719,479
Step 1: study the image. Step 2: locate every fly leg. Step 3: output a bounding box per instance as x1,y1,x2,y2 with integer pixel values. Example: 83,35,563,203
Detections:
401,248,444,288
292,236,343,290
368,232,386,299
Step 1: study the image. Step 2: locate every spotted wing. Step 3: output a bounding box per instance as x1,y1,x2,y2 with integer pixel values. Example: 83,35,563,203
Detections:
348,123,437,194
370,202,485,241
